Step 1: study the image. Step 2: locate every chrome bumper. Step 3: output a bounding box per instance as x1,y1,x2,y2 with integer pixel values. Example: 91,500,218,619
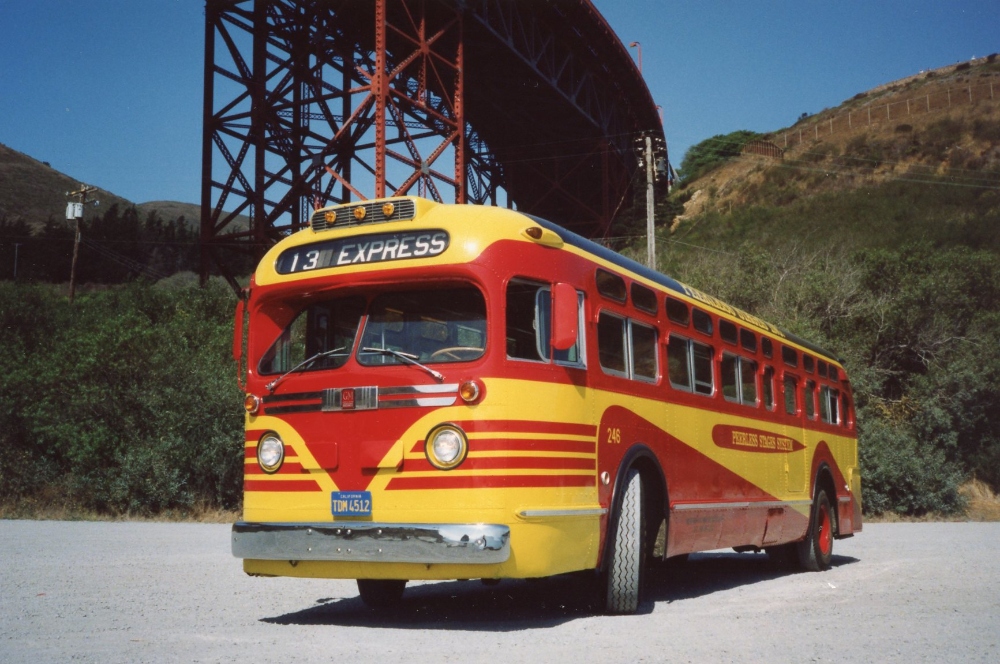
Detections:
231,521,510,565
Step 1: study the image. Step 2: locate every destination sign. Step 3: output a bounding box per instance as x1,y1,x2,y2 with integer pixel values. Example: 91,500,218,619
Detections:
276,229,449,274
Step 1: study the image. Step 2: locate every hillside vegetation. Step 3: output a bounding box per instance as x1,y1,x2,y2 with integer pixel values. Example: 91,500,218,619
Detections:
628,56,1000,515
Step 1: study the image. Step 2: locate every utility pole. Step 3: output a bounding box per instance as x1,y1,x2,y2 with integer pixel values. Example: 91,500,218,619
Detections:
66,184,98,302
13,243,21,280
644,134,655,271
634,133,669,272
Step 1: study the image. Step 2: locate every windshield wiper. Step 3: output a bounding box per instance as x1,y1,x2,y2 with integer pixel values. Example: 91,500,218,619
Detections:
361,346,444,383
265,347,348,393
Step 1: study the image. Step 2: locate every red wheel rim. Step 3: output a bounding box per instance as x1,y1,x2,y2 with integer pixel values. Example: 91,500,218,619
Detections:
818,501,832,557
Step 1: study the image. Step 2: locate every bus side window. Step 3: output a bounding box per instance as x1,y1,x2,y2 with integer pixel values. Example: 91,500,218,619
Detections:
668,334,692,390
804,380,817,419
506,280,585,367
762,366,775,410
668,334,713,395
506,281,545,361
722,353,757,405
820,386,840,424
597,312,628,375
784,375,798,415
630,321,658,381
692,341,714,395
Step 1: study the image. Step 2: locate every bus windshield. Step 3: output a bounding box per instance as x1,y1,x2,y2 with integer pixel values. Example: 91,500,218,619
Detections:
259,287,486,376
357,287,486,366
259,296,365,375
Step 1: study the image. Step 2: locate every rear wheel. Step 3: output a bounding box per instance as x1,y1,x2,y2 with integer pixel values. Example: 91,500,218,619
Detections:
357,579,406,608
605,469,644,614
798,489,834,571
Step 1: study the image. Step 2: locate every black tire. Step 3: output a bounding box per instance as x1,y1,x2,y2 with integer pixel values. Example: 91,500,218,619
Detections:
605,468,643,614
357,579,406,608
797,488,834,571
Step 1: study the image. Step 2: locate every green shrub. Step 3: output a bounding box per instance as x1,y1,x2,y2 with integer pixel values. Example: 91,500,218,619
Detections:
0,281,244,515
858,417,966,515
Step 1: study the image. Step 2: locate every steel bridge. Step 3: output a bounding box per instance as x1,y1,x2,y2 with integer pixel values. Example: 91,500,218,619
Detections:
201,0,666,282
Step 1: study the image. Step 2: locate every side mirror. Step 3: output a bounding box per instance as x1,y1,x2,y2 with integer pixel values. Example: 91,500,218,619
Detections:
551,282,579,351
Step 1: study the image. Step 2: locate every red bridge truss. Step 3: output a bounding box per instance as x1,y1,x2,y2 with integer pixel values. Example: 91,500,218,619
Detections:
201,0,666,282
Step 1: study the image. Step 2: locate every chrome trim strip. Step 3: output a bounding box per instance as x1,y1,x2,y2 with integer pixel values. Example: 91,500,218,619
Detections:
517,507,607,518
380,383,458,395
232,521,510,565
672,500,812,512
838,496,852,504
379,397,457,409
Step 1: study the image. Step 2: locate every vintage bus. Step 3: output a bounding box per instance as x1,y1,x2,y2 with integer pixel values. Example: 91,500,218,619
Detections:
231,196,861,613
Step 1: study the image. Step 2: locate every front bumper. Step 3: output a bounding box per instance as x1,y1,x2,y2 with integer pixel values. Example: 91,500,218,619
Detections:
231,521,510,565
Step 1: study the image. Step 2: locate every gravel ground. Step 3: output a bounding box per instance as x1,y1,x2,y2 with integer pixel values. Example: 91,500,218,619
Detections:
1,520,998,663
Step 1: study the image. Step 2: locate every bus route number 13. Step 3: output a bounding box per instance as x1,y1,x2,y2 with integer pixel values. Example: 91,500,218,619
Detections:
606,427,622,444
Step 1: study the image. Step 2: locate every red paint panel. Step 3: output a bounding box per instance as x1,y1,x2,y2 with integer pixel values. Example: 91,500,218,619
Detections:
453,420,597,437
244,479,322,492
243,462,307,475
404,456,595,473
386,474,595,490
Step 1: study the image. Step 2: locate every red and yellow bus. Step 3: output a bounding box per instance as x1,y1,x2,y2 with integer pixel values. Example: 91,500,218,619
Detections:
231,196,861,613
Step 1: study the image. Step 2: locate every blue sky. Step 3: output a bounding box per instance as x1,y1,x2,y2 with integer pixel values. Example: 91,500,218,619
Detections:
1,0,997,205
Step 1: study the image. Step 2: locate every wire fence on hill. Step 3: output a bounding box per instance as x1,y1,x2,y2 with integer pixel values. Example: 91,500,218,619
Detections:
776,78,998,149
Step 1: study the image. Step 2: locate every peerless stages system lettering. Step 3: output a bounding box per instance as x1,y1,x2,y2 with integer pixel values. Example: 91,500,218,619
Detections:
276,230,449,274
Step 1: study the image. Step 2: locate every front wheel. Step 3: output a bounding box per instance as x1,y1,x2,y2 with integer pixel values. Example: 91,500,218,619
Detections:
605,468,644,614
357,579,406,608
797,489,834,571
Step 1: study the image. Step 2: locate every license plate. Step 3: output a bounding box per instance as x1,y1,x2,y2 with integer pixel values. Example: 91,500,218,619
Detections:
331,491,372,517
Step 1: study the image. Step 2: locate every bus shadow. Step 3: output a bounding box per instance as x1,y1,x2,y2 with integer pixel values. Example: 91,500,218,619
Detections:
647,551,859,603
262,551,859,630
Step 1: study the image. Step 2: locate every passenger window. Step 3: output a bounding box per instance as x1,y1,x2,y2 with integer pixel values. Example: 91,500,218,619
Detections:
820,386,840,424
784,375,798,415
692,342,714,395
804,355,815,374
630,321,659,381
720,320,738,345
668,335,713,395
761,337,773,359
741,358,758,405
666,297,689,326
804,380,817,419
630,283,658,315
722,353,757,406
740,328,757,353
782,345,798,368
762,366,775,410
596,269,627,302
722,354,738,401
668,335,691,389
692,308,713,336
597,313,627,375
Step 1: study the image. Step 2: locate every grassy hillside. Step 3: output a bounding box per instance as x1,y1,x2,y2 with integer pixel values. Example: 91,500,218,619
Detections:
632,56,1000,516
0,143,133,227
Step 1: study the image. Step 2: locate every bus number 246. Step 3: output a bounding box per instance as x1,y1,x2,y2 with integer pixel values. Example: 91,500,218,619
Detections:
606,427,622,444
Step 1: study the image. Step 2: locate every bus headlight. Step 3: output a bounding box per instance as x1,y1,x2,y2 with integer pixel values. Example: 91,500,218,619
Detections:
257,433,285,474
425,424,468,470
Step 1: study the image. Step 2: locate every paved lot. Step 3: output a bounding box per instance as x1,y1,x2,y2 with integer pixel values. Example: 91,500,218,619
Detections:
1,520,998,663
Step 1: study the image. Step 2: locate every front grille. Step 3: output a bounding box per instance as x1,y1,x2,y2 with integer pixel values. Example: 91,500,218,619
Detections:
311,199,416,232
